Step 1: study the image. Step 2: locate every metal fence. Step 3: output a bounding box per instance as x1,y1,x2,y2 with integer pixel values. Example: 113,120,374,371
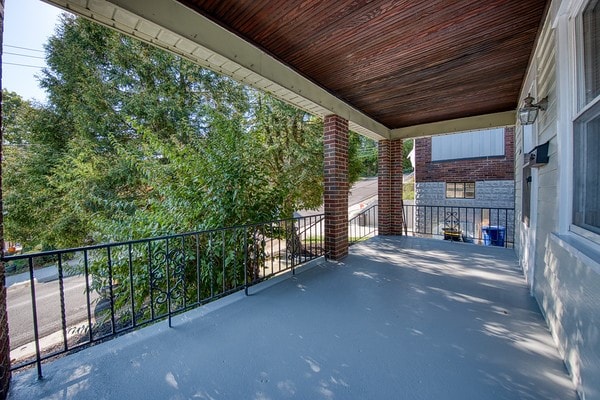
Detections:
405,204,515,247
348,205,378,245
3,214,324,377
348,204,515,248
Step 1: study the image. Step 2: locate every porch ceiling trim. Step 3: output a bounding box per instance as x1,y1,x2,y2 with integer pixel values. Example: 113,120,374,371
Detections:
390,111,516,140
43,0,390,140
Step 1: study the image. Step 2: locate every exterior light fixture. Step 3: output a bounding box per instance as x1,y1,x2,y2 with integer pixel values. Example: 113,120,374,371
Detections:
518,94,548,125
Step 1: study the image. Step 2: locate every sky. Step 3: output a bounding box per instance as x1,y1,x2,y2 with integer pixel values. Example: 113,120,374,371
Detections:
2,0,65,103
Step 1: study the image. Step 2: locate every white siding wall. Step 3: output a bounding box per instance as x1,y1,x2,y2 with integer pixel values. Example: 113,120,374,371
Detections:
516,2,600,399
431,128,504,161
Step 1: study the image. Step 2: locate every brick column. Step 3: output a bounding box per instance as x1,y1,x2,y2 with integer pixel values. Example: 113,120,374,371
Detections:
0,1,11,398
378,139,403,235
324,115,348,260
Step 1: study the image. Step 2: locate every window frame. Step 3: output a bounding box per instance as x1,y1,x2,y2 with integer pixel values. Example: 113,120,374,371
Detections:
570,0,600,245
445,182,475,199
572,100,600,237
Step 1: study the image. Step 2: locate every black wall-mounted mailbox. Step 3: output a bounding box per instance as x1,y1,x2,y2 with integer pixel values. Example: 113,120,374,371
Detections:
526,141,550,167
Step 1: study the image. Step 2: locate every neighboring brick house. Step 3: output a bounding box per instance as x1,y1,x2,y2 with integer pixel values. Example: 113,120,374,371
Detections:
410,127,515,244
414,127,515,209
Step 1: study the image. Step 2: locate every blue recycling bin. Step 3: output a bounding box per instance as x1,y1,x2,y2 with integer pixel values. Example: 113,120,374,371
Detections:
482,226,506,247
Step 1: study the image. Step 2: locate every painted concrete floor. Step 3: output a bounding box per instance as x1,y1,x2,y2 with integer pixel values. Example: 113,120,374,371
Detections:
9,236,576,400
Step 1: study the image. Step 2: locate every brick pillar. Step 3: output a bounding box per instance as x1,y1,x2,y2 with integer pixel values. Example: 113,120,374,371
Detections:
378,139,403,235
324,115,348,260
0,1,11,398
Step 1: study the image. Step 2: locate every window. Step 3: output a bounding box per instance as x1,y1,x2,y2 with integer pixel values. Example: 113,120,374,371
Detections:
431,128,504,161
573,1,600,237
446,182,475,199
573,102,600,235
583,0,600,104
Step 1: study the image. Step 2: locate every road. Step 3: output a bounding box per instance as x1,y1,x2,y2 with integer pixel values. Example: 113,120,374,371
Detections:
296,177,379,217
348,176,378,206
7,274,98,353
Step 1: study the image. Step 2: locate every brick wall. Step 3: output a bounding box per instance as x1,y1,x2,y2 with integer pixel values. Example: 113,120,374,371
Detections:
0,283,7,400
378,139,403,235
323,115,348,260
0,1,11,398
415,127,515,182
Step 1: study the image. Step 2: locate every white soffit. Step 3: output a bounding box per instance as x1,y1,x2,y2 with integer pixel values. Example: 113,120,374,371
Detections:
390,111,517,139
42,0,390,141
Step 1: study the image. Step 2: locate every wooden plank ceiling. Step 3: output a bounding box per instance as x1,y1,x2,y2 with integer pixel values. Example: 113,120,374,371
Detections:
178,0,547,130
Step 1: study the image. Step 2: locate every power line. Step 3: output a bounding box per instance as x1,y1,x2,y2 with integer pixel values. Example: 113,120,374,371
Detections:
2,61,44,69
4,44,45,53
4,51,45,60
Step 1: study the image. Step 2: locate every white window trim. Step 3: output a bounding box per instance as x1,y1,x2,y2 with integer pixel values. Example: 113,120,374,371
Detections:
570,224,600,245
559,1,600,247
556,12,575,234
551,232,600,275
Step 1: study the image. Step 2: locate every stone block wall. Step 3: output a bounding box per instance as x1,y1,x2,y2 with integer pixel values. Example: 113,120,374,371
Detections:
415,181,515,209
413,181,515,241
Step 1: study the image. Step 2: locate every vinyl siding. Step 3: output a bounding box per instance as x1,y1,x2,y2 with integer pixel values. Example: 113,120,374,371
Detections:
517,4,600,399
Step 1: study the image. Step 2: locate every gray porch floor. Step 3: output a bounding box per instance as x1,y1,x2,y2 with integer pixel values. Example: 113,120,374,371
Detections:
9,236,576,400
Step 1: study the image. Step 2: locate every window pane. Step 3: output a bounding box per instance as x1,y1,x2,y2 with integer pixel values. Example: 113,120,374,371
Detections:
465,183,475,199
455,183,465,199
583,0,600,103
574,111,600,234
446,183,455,198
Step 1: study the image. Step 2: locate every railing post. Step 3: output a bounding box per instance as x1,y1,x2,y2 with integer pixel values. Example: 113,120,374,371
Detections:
57,254,68,351
28,258,43,380
165,239,172,328
243,227,248,296
83,250,93,343
107,247,116,333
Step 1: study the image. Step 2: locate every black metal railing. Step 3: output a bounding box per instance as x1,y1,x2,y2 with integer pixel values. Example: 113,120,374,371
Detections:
348,205,378,245
3,214,324,377
348,204,515,248
403,204,515,247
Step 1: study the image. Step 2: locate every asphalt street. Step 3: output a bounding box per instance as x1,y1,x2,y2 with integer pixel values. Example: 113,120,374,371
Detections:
7,274,97,352
296,176,378,217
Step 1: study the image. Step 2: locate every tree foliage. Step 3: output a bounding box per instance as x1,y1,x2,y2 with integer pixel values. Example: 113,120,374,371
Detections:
1,15,373,329
3,16,373,252
3,16,333,249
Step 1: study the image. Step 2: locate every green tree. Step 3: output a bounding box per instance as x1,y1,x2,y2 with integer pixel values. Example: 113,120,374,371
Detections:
2,15,370,328
1,91,76,249
253,94,324,218
403,139,414,172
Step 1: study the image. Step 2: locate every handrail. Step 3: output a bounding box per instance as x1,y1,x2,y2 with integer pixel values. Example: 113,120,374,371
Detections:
5,214,325,377
347,203,515,248
2,214,322,262
348,205,378,245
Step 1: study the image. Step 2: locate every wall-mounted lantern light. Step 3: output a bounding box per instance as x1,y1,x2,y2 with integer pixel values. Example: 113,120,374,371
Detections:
518,94,548,125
